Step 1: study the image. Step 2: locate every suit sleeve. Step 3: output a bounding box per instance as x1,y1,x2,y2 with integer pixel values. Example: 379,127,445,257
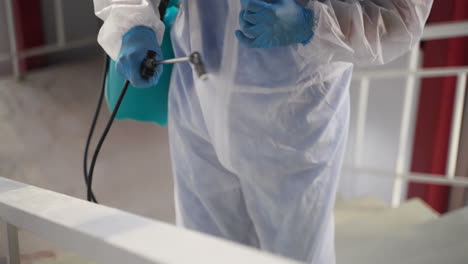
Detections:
94,0,165,60
298,0,433,66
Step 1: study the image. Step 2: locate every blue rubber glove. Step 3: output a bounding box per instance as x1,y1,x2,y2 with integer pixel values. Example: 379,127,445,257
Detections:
116,26,163,88
235,0,314,48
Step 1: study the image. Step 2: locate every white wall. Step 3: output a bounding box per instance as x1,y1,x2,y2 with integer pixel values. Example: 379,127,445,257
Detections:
338,53,422,205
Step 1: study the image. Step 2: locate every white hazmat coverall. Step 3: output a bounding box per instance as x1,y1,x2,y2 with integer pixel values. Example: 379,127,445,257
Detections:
94,0,433,262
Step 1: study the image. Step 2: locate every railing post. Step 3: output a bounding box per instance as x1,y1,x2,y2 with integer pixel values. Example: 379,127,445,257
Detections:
54,0,66,47
446,73,467,180
0,221,20,264
391,45,420,208
354,78,370,167
4,0,21,79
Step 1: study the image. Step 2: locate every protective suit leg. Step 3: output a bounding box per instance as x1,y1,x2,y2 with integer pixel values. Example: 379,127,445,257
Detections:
239,150,347,263
169,56,350,263
167,1,352,263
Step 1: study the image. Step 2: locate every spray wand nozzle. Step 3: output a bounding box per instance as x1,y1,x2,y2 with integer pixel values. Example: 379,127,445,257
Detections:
141,50,207,80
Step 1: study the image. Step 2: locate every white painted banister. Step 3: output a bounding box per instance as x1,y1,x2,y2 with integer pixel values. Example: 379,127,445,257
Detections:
0,177,299,264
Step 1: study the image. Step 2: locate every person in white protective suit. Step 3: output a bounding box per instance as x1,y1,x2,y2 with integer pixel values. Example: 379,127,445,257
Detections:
94,0,433,263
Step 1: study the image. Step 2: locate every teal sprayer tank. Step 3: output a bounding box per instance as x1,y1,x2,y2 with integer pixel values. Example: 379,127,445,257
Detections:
105,5,179,126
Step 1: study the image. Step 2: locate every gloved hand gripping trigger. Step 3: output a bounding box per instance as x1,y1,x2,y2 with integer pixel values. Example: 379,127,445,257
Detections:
140,50,159,79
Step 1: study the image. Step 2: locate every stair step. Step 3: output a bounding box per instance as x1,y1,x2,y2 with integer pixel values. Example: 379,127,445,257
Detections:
336,198,438,256
334,196,388,226
337,206,468,264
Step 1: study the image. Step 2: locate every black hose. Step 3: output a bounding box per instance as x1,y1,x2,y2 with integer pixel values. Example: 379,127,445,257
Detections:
83,54,109,203
84,0,171,204
84,54,130,204
86,80,130,203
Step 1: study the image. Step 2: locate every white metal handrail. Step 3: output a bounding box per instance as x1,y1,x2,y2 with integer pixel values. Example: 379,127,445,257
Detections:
345,166,468,187
349,20,468,207
353,66,468,80
422,21,468,40
0,177,299,264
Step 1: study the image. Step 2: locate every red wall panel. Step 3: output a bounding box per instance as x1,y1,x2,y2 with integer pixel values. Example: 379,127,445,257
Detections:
408,0,468,213
13,0,46,72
